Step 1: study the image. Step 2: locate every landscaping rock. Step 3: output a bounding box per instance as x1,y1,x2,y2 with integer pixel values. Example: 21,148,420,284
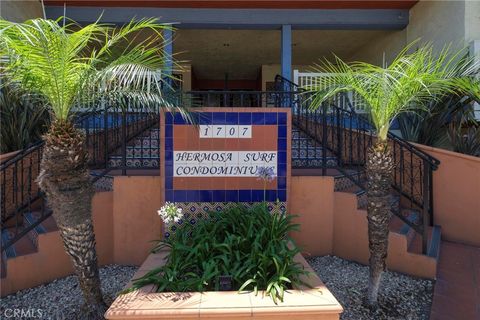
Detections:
307,256,434,320
0,265,137,320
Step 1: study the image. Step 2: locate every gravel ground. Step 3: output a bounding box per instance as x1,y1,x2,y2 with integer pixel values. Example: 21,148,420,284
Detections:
0,257,434,320
0,265,137,320
307,256,434,320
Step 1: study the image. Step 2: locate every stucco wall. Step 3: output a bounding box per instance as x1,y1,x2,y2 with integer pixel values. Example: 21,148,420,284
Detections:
347,30,406,65
1,0,43,21
415,144,480,247
289,176,334,256
465,0,480,42
348,0,474,65
112,176,163,266
407,0,467,51
1,191,114,297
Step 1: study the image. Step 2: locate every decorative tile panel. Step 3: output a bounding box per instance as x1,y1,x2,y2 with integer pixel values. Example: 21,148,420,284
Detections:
163,109,289,203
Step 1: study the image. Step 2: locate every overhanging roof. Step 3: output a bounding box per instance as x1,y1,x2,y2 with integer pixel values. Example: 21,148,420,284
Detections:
45,6,410,30
43,0,418,10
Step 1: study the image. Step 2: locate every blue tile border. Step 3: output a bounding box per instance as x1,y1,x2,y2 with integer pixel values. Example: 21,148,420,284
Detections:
168,189,285,202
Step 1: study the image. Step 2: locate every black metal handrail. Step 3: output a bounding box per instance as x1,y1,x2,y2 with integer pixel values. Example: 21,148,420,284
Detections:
275,74,440,254
1,81,440,255
184,90,295,108
1,102,163,253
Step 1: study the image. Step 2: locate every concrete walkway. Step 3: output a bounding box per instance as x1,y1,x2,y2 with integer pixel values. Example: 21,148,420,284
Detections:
430,241,480,320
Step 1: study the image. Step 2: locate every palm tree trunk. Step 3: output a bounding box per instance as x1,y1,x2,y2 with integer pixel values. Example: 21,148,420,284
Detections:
38,120,107,319
365,141,394,306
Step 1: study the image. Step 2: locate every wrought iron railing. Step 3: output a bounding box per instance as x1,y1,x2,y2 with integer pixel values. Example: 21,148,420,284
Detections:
184,90,295,108
276,74,440,254
1,103,162,252
1,80,440,255
75,104,161,175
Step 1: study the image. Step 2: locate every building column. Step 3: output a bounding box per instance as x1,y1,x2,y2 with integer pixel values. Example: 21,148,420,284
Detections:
281,24,292,83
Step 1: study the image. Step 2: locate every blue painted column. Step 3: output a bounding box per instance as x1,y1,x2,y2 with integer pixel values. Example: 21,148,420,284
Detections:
164,28,173,84
281,25,292,83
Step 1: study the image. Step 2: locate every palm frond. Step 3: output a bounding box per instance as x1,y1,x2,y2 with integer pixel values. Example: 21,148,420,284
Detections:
0,17,181,122
304,42,479,141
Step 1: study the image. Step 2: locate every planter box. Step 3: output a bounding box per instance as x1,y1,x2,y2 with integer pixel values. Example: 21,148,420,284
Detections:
105,250,343,320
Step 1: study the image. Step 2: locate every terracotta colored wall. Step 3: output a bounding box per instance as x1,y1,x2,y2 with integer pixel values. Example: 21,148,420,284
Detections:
415,144,480,247
332,191,436,278
1,191,114,297
289,176,436,278
112,176,163,266
93,191,114,265
289,176,334,256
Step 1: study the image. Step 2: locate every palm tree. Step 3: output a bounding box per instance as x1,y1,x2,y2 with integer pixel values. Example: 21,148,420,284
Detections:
305,44,475,306
0,18,181,318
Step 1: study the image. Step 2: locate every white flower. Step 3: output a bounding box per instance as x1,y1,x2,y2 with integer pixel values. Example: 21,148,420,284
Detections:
157,202,183,224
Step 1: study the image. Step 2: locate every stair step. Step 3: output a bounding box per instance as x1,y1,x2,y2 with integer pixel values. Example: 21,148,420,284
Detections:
1,228,36,258
334,171,366,192
398,209,420,235
428,225,441,258
389,209,419,247
23,211,56,249
1,229,16,259
407,226,441,258
24,212,47,234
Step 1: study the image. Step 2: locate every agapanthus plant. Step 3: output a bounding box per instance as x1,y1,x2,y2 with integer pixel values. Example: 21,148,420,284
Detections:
256,166,275,182
158,202,183,224
256,166,276,202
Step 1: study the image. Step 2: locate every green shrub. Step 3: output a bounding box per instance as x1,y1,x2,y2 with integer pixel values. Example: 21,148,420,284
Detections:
130,204,309,303
0,86,50,153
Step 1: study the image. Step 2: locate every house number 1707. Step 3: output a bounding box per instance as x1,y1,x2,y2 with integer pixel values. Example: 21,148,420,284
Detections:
199,125,252,138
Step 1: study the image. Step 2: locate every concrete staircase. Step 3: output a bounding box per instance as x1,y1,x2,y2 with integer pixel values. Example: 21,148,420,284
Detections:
1,124,441,296
1,211,58,280
332,169,441,259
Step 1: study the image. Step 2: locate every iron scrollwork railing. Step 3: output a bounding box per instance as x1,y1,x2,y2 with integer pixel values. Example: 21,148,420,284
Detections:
183,90,295,108
276,74,440,254
1,103,162,252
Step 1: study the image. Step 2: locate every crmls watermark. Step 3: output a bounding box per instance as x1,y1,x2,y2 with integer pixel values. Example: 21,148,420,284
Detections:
3,308,44,318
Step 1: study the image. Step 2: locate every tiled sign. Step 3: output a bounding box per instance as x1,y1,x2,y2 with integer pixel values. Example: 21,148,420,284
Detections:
162,108,290,203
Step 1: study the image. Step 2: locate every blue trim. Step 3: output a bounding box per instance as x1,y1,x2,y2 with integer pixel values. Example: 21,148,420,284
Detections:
252,112,265,125
239,113,252,125
281,25,292,82
226,112,239,125
277,176,287,189
167,189,282,202
45,7,410,30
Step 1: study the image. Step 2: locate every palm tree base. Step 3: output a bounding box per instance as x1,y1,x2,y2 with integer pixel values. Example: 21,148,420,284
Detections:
38,120,107,318
365,142,394,306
